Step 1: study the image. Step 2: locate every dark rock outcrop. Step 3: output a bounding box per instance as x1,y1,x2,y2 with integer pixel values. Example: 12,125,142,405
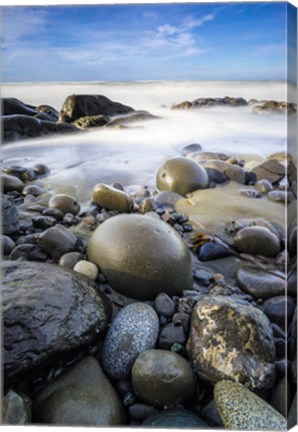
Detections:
1,260,111,384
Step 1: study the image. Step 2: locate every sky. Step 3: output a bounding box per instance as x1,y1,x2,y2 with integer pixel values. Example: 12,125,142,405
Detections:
1,2,297,82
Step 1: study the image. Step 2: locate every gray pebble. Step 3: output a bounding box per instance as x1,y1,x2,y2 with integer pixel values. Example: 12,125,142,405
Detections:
154,292,175,318
1,235,16,255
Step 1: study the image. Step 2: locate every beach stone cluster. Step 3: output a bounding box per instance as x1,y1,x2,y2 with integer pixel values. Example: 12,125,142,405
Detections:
1,93,297,428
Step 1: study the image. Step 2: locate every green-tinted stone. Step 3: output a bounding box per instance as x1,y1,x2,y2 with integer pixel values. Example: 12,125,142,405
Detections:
142,408,208,428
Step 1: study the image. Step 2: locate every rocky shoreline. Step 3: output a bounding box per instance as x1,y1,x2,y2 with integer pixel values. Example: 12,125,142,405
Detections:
1,93,297,429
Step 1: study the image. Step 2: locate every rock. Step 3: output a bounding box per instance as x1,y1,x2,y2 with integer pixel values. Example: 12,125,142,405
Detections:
270,376,290,417
268,190,294,203
1,261,110,383
31,215,56,229
188,151,229,162
132,349,195,407
2,97,37,116
233,226,281,257
197,241,234,261
22,184,46,196
59,251,84,269
3,115,79,143
205,168,227,184
236,265,285,299
180,143,203,156
186,295,276,389
48,194,80,215
33,356,125,426
42,208,64,221
138,197,157,214
214,380,287,430
87,214,192,300
253,100,296,115
156,157,209,196
9,244,49,261
158,324,186,349
106,110,157,127
59,94,134,123
2,390,31,424
255,179,273,193
72,114,108,129
92,183,133,213
1,235,16,255
2,195,19,235
142,408,208,427
154,191,184,208
261,296,295,329
128,403,159,421
2,174,24,193
201,399,223,427
101,303,159,381
236,188,262,198
251,159,285,184
33,163,50,176
201,160,246,184
73,260,98,280
37,224,82,261
154,292,175,318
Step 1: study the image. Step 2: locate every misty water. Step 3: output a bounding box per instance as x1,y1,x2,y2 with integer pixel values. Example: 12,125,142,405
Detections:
2,80,293,205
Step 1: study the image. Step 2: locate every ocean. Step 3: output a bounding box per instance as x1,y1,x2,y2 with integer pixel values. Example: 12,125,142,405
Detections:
2,80,294,203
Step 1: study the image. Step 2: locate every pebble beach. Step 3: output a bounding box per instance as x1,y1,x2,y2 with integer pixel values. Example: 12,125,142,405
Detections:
1,81,297,429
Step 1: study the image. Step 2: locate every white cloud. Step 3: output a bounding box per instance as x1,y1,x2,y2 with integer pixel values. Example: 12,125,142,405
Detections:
157,24,179,36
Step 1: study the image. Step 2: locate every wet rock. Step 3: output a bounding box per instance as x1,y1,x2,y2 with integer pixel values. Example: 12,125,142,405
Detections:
261,296,295,329
205,168,227,184
106,110,157,127
3,115,79,143
73,260,98,280
138,197,157,214
251,159,285,184
102,303,159,381
189,151,229,162
59,94,134,123
72,114,109,129
58,251,84,269
2,260,110,383
9,244,49,261
201,160,246,184
180,143,203,156
2,97,37,116
132,349,195,407
37,224,82,261
186,296,276,389
48,194,80,216
255,179,273,193
154,292,175,318
214,380,287,430
233,226,281,257
33,163,50,176
32,215,56,229
253,100,296,115
158,323,186,349
128,403,159,421
172,313,191,335
33,356,125,426
236,265,285,299
197,241,234,261
201,399,223,427
2,195,19,235
156,157,209,196
87,214,192,300
42,208,64,221
36,105,59,121
154,191,184,208
2,390,31,424
142,408,208,427
268,190,295,203
1,235,16,255
92,183,133,213
2,174,24,193
22,184,46,197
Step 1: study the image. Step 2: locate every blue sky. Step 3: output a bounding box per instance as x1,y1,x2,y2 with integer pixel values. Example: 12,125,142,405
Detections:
1,2,296,82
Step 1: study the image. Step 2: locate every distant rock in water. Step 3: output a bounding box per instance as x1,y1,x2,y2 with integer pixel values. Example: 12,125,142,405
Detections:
58,94,135,123
172,96,248,110
253,100,297,115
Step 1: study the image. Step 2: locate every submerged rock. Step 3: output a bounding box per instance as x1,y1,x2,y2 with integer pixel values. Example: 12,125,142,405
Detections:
2,261,110,383
102,303,159,381
33,356,126,426
87,214,192,300
186,295,276,389
132,349,195,407
214,380,287,430
156,157,209,196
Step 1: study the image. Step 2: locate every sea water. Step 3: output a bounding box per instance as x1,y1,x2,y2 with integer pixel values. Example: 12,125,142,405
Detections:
2,80,294,203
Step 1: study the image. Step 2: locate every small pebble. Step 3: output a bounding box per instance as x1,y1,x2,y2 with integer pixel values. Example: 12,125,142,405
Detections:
42,208,64,221
59,252,84,269
73,260,99,280
154,293,175,318
31,215,56,230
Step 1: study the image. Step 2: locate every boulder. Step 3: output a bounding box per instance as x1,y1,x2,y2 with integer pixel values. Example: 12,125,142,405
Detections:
101,303,159,380
250,159,285,184
59,94,134,123
33,356,126,426
87,214,192,300
214,380,287,430
186,295,276,389
1,261,110,383
2,97,37,116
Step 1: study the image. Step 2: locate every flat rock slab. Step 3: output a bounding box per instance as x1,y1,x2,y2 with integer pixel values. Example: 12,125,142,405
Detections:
1,261,110,384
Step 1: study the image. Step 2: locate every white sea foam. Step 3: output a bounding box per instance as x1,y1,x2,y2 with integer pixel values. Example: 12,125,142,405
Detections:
2,81,293,201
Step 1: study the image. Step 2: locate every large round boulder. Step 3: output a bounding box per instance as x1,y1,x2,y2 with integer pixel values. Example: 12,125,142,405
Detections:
1,261,111,384
156,157,209,196
87,214,192,300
